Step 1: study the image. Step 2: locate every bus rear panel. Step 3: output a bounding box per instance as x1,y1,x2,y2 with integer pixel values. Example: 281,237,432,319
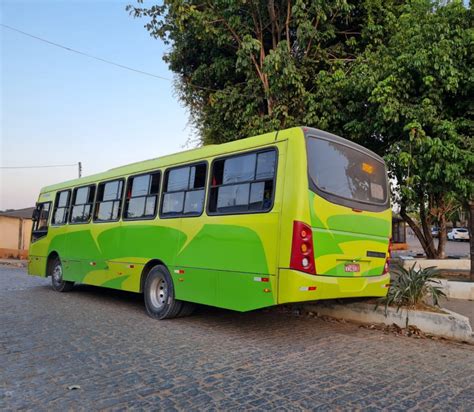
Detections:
278,128,391,304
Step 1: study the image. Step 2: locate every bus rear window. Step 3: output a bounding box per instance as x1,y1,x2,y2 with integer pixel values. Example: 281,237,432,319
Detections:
307,138,388,205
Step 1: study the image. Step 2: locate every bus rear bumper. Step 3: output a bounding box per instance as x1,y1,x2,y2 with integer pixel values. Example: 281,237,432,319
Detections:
278,269,390,304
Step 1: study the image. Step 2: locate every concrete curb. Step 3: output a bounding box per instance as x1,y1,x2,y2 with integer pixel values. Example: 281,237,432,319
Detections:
399,258,470,271
437,279,474,300
304,301,474,344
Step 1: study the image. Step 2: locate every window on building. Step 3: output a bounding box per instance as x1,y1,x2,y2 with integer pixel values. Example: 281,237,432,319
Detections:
123,171,160,219
94,179,124,222
208,149,276,214
70,185,96,224
161,163,206,217
52,190,71,225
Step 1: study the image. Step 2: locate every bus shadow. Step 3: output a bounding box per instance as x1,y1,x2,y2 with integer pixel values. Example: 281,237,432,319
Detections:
44,283,146,313
38,281,337,340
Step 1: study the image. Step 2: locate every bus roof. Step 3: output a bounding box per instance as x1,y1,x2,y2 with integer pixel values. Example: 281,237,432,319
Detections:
39,127,295,194
39,126,384,194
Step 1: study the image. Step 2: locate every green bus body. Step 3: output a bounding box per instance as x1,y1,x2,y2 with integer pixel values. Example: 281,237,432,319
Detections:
29,127,391,312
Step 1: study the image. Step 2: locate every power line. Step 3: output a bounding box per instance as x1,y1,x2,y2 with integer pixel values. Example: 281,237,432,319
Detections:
0,164,78,169
0,23,222,93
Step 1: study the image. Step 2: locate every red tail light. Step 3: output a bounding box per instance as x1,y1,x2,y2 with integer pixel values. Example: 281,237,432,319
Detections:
290,221,316,275
383,237,392,275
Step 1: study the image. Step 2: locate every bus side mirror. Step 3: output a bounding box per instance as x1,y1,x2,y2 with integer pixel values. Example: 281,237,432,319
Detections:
32,208,40,221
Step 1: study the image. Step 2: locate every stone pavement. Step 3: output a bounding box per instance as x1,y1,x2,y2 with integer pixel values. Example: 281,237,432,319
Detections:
0,258,27,268
1,265,474,410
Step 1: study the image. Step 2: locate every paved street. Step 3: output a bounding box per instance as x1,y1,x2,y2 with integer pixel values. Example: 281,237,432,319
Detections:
400,235,470,257
1,266,473,411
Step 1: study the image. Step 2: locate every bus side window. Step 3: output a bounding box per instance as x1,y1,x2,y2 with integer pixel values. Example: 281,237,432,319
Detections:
94,179,124,222
160,163,207,218
32,202,52,241
52,190,71,225
123,171,161,220
70,185,96,224
208,149,276,215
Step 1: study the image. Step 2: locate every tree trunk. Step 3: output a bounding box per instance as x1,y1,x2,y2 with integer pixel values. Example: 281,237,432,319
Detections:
470,200,474,281
437,212,447,259
419,195,437,257
400,206,436,258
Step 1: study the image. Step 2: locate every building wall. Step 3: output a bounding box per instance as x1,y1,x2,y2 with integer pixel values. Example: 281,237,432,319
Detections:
0,216,32,259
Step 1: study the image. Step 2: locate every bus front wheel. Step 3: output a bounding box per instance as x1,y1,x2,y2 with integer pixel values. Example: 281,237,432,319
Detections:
144,265,182,320
50,257,74,292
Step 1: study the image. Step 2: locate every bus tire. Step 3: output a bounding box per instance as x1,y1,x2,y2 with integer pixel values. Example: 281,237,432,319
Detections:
50,256,74,292
177,301,196,317
144,265,182,320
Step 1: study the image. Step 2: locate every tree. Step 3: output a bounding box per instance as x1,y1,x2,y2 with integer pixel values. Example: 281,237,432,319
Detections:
127,0,399,143
129,0,473,259
340,0,473,258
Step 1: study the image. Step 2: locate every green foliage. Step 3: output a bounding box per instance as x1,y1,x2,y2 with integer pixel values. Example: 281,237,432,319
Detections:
351,0,473,258
127,0,400,143
382,263,446,310
354,0,474,203
128,0,473,258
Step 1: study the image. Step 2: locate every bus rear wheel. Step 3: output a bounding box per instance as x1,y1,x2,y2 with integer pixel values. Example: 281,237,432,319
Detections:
144,265,182,319
177,301,196,317
50,257,74,292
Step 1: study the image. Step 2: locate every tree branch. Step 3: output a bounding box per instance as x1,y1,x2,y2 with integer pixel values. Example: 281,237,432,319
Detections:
285,0,291,52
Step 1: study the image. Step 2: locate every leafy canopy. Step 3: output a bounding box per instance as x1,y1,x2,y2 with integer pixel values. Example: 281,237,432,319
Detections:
127,0,398,144
129,0,473,258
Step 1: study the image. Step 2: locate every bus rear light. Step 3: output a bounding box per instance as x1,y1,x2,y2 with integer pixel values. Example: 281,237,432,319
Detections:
254,277,269,282
290,221,316,275
299,286,317,291
383,237,392,275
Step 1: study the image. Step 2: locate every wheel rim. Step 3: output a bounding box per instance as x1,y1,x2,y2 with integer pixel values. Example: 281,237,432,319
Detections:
52,263,62,285
149,277,167,310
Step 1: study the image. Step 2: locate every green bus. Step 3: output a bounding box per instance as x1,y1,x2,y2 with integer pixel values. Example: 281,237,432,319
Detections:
29,127,391,319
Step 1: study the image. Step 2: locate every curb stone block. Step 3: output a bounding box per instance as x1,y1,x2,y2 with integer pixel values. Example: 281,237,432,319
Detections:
304,301,474,344
399,258,470,271
435,279,474,300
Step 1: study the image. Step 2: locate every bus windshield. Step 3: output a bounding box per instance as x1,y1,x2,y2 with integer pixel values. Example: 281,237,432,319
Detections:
307,137,388,206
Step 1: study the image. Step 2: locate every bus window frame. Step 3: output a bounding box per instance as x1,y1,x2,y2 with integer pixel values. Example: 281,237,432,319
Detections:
123,170,162,221
207,146,278,217
31,201,52,242
51,189,72,226
69,184,97,225
93,178,125,223
305,133,390,213
159,161,208,219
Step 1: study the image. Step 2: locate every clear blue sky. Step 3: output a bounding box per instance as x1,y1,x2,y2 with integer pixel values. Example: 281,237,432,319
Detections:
1,0,194,210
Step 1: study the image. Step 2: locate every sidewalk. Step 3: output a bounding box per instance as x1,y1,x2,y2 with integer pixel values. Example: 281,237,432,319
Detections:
0,258,27,268
442,297,474,326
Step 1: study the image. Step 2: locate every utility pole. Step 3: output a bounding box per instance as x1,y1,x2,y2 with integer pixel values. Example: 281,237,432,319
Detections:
78,162,82,178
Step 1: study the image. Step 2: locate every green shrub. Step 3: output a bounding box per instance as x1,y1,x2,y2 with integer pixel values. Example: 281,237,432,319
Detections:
381,263,446,311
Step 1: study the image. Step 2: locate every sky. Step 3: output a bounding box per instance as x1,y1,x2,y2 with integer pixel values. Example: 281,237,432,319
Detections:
1,0,194,210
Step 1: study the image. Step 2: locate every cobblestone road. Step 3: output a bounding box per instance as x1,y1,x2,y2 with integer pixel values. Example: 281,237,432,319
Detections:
1,266,473,410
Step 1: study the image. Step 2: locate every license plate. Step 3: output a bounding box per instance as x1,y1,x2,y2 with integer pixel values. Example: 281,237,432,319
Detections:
344,263,360,273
